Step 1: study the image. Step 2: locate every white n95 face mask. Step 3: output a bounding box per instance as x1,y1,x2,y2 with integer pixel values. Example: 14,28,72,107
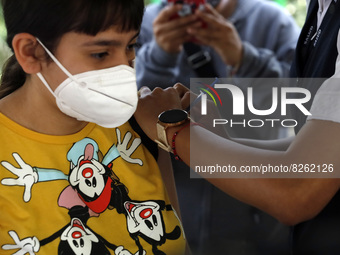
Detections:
36,38,138,128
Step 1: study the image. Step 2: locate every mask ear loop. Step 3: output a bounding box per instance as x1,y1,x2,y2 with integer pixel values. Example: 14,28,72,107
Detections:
36,72,57,98
36,38,85,86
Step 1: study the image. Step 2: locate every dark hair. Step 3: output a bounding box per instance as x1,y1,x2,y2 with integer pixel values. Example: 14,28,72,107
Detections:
0,0,145,99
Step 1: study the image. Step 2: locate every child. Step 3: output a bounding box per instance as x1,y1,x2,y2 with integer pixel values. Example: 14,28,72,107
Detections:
0,0,186,254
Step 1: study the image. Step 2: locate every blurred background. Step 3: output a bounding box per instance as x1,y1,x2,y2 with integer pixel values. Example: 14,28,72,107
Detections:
144,0,307,26
0,0,306,68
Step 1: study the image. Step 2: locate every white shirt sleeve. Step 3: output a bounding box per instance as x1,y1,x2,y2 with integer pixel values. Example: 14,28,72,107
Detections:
308,29,340,123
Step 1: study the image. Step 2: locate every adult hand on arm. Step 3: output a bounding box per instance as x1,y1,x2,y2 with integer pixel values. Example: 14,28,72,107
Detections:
187,4,243,68
135,84,186,141
135,84,340,226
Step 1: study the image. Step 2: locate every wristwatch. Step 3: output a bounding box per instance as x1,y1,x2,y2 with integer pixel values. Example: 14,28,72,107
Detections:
155,109,190,152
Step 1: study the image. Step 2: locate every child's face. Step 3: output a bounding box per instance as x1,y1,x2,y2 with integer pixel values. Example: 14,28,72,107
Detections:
40,26,139,92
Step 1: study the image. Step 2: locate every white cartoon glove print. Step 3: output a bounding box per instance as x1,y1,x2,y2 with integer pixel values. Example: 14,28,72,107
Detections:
115,128,143,166
1,153,38,202
115,246,146,255
2,231,40,255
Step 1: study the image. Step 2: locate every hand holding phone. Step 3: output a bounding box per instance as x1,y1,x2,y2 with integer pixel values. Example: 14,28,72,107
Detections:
153,1,203,53
167,0,208,43
167,0,206,18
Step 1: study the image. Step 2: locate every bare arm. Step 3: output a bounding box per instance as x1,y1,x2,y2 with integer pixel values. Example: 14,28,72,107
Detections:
183,120,340,225
232,135,294,151
135,85,340,226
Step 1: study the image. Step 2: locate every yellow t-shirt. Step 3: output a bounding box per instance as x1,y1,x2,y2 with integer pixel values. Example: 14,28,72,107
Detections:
0,113,186,255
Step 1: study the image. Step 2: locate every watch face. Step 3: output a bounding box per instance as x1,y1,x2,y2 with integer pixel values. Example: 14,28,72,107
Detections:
159,109,188,124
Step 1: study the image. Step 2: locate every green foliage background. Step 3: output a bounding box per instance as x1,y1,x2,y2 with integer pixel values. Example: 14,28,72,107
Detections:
0,0,307,67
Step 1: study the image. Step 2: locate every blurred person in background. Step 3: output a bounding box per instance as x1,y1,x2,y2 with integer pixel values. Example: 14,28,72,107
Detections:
135,0,340,254
135,0,300,254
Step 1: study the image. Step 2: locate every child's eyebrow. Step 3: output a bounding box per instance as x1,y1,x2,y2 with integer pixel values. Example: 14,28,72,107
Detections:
81,32,140,47
81,40,123,47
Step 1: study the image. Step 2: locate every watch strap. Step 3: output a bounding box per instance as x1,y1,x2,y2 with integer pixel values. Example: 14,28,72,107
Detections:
155,122,173,152
155,109,190,152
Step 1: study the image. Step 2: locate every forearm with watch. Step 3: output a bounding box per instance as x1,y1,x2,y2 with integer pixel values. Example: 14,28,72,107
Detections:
155,109,192,161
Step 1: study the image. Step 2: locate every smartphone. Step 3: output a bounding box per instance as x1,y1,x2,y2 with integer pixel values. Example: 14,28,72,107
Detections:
167,0,206,17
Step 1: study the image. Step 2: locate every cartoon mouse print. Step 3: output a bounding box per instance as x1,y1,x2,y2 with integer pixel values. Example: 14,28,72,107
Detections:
65,137,182,254
1,129,141,202
3,206,143,255
67,140,130,214
1,128,182,254
124,201,181,255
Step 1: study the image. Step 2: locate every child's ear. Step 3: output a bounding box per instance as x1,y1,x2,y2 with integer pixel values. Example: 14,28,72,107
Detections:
12,33,44,74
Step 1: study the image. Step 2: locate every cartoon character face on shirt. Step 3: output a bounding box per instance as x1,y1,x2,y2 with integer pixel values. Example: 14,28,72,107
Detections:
124,201,164,242
69,156,106,198
60,218,99,255
69,144,106,198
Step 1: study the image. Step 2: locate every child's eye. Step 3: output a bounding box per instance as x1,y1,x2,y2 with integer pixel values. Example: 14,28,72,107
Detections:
91,52,109,59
